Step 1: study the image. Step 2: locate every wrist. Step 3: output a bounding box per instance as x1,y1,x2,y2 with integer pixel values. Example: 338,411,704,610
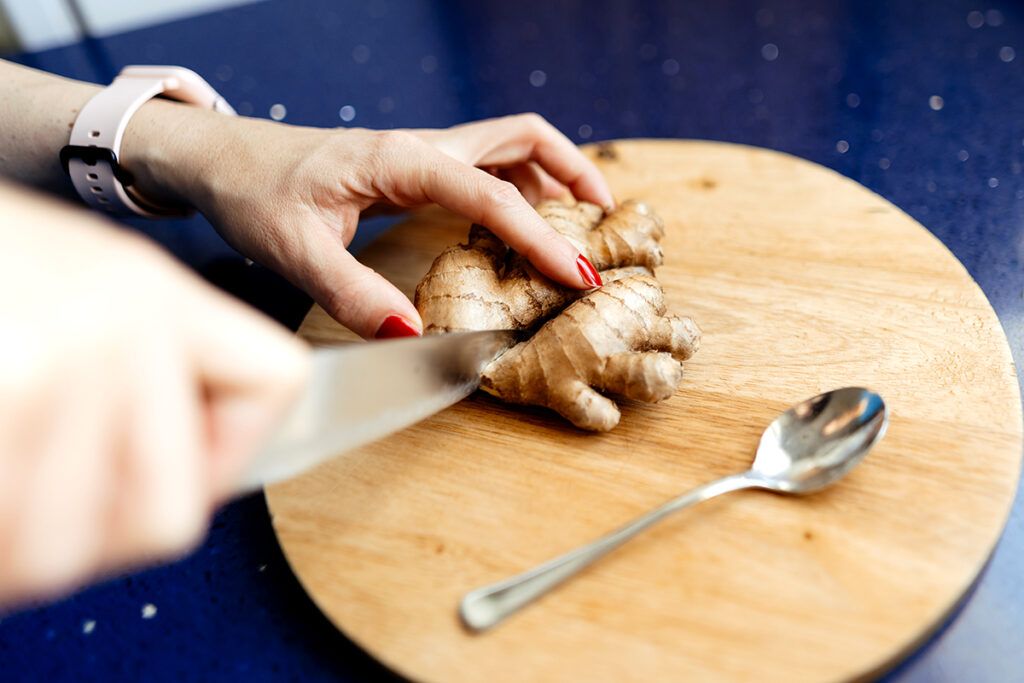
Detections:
119,98,233,212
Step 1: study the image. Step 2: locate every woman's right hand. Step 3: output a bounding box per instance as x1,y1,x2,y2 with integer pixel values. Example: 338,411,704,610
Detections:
0,182,309,607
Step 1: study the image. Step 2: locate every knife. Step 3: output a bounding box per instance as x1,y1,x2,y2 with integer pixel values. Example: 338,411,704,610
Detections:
235,329,518,494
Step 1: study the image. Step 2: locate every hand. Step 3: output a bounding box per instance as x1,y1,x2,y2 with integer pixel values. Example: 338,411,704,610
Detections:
122,110,614,339
0,182,309,606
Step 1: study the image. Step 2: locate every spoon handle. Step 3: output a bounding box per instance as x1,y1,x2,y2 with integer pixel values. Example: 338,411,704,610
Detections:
460,471,762,632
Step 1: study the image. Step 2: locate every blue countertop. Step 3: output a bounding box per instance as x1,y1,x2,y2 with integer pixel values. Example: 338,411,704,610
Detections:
3,1,1023,680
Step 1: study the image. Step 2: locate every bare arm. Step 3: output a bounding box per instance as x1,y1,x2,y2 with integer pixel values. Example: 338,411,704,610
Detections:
0,61,100,195
0,60,232,206
0,59,616,338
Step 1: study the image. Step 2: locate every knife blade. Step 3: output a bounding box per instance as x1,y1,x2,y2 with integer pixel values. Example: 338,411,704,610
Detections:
236,329,518,493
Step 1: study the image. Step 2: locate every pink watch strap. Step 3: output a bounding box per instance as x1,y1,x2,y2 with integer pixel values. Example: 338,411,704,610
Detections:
64,66,235,218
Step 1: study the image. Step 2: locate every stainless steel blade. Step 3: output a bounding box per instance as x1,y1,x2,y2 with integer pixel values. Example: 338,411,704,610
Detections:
237,329,517,493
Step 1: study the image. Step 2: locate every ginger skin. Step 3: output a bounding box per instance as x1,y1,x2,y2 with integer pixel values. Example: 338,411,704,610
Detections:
413,198,700,431
480,274,700,431
414,199,665,334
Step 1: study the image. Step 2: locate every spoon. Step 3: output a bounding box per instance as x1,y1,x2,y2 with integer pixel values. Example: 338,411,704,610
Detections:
460,387,888,632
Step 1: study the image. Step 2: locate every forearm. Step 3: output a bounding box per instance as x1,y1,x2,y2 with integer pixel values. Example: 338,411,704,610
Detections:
0,61,100,196
0,59,231,208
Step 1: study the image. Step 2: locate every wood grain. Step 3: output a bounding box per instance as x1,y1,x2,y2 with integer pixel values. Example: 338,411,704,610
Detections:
266,140,1023,682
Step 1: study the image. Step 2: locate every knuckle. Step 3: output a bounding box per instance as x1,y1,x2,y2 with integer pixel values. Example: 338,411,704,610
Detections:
374,130,420,156
518,112,548,130
368,131,428,184
142,505,207,558
487,180,525,212
523,112,562,140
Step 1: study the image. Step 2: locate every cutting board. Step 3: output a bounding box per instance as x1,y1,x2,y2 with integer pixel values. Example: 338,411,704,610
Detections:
266,140,1022,682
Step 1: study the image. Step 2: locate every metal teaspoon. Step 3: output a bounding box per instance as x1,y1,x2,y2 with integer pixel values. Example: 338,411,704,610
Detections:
460,387,889,632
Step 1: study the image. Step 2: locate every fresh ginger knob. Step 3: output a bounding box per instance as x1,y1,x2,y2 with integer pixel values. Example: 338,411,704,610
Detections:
480,275,701,431
414,199,700,430
415,200,668,334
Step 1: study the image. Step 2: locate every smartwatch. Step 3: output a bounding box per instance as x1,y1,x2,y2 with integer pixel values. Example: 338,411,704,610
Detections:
60,65,236,218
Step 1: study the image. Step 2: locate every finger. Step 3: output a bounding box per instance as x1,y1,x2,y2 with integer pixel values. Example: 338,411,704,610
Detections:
435,114,615,208
186,285,311,497
0,363,111,601
111,331,208,565
500,162,567,204
302,239,423,340
600,352,683,402
398,145,595,290
524,121,615,208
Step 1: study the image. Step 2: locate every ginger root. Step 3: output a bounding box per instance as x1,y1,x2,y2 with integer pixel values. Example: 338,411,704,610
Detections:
414,199,700,431
481,274,700,431
414,199,665,333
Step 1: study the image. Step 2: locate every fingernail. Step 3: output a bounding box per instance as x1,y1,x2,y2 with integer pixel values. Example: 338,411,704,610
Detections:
576,254,603,289
375,315,421,339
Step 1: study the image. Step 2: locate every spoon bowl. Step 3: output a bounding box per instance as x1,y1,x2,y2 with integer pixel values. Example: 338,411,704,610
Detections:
751,387,888,493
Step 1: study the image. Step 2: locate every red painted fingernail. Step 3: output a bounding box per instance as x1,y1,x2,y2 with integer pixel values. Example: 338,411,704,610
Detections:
576,254,602,289
374,315,421,339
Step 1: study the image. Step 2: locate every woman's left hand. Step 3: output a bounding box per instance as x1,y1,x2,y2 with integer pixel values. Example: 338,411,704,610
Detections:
123,111,614,339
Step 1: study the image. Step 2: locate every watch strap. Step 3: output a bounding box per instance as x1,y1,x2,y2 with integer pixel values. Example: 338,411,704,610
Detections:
66,75,177,217
62,66,235,218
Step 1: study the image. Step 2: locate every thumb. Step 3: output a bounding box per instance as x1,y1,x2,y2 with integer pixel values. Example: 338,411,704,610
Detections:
310,247,423,340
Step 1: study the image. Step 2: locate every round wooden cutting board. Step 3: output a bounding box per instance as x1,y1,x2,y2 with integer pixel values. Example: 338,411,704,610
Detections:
266,140,1022,682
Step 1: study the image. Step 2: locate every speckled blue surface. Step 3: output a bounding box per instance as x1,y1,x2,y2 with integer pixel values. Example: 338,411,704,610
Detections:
3,0,1023,680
